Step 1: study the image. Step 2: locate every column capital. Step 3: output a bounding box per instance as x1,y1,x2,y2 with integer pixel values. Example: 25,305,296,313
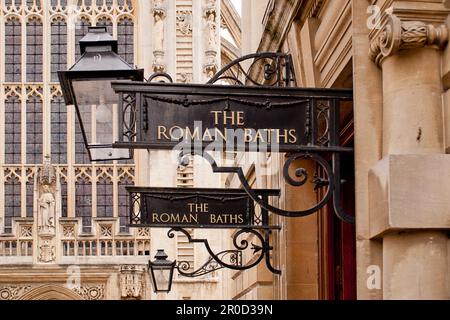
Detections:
370,14,448,67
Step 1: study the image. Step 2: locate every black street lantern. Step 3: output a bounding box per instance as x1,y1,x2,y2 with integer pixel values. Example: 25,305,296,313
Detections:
58,26,144,161
148,249,176,293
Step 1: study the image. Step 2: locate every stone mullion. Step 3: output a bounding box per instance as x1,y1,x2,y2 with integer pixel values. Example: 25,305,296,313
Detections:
0,6,5,203
20,86,26,218
42,0,51,160
112,165,118,222
66,0,76,219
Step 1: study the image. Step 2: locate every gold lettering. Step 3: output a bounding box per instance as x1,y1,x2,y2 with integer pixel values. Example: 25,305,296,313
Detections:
152,213,160,223
186,126,201,140
190,214,198,224
254,130,266,143
188,203,208,212
288,129,297,144
203,129,213,141
211,111,222,125
169,126,184,140
238,215,244,224
157,126,170,140
223,111,235,125
160,213,170,223
277,129,289,144
214,128,227,142
244,128,254,143
229,215,238,224
237,112,245,126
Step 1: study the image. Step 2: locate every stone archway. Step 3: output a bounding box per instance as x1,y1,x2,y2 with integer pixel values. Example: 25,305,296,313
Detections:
19,284,84,300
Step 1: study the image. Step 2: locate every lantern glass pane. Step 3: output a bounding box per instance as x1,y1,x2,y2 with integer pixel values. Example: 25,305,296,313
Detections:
153,267,171,292
72,79,130,160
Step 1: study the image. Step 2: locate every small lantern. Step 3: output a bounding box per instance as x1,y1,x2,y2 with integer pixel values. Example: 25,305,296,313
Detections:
148,249,176,293
58,26,144,161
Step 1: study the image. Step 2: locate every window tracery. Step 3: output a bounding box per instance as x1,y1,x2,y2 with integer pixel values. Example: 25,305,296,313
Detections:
1,0,137,238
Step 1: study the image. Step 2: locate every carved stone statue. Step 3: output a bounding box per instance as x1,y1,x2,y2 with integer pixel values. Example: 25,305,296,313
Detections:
153,13,165,52
38,185,56,235
205,12,217,50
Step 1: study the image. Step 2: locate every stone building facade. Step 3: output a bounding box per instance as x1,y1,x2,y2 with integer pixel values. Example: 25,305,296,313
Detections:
2,0,449,301
0,0,237,300
223,0,450,300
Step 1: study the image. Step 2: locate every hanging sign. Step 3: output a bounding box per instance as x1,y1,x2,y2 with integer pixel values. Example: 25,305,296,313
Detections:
112,82,352,152
126,187,280,228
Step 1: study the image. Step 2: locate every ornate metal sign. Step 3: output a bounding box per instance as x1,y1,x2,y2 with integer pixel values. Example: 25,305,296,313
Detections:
112,82,352,154
127,187,279,229
127,187,282,276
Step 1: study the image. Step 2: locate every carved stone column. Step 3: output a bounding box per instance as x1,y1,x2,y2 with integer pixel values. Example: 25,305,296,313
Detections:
119,265,146,300
370,14,448,155
368,12,450,299
152,0,167,72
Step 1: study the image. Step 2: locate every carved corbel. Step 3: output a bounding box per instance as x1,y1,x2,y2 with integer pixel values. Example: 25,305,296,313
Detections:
370,14,448,66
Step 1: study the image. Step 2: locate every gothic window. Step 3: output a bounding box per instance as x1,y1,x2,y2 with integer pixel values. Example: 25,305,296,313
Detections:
75,175,92,233
51,0,67,8
75,114,90,164
26,0,37,8
77,0,92,7
5,95,21,164
75,17,91,61
96,16,113,35
26,94,43,164
60,177,68,218
1,0,137,241
118,174,133,232
118,17,134,65
4,174,21,234
26,175,34,217
51,17,67,82
5,17,22,82
26,17,43,83
97,175,113,218
105,0,113,9
51,95,67,164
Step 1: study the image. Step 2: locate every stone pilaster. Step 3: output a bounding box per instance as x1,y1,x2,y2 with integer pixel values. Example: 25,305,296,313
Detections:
368,10,450,299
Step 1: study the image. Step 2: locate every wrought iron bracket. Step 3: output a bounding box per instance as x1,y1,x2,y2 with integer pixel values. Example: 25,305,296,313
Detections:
168,226,281,276
178,150,354,224
115,52,354,224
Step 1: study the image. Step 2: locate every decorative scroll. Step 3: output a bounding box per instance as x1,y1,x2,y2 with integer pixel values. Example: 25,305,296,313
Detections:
176,150,355,224
208,52,296,87
168,227,281,275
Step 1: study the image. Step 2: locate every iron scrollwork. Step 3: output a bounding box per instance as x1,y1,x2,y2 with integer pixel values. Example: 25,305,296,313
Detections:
207,52,295,87
177,150,354,224
120,52,353,225
168,227,281,276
